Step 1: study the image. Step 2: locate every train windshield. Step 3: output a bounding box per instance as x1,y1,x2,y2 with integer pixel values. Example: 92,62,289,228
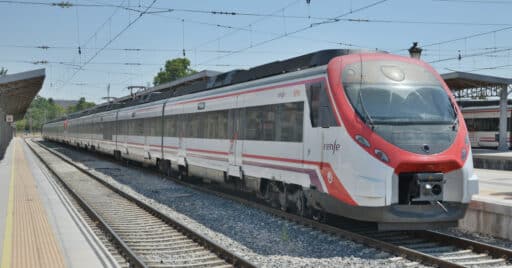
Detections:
342,59,456,125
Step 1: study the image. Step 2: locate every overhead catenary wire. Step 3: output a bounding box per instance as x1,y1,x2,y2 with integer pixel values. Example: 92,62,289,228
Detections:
195,0,389,66
429,47,512,63
3,0,512,27
55,0,158,91
0,44,325,55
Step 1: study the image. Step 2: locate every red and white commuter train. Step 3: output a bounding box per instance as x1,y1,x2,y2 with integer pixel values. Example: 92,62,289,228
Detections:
459,100,512,148
43,50,478,230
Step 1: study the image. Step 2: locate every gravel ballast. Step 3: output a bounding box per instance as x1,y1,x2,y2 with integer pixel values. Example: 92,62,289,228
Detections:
43,142,426,267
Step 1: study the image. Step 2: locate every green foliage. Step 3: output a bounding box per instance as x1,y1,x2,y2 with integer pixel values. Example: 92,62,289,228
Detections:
16,96,66,132
153,58,197,86
0,67,7,76
66,97,95,114
15,96,95,132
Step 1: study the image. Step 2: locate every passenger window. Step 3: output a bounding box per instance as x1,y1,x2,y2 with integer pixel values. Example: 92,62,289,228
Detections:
261,105,276,141
165,115,177,137
245,107,262,140
277,102,303,142
218,110,228,139
306,82,338,127
187,114,200,138
241,102,303,142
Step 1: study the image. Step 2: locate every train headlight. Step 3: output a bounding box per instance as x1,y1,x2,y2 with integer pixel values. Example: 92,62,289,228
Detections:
374,149,389,163
355,135,370,148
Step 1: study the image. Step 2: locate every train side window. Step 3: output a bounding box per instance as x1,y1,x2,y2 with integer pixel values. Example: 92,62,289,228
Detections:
244,106,262,140
277,102,304,142
306,82,338,128
261,105,276,141
103,121,113,140
197,112,206,138
144,118,152,136
119,120,124,136
187,113,200,138
218,110,228,139
164,115,176,137
206,111,217,139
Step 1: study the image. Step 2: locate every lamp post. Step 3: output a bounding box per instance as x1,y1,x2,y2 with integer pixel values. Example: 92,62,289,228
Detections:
408,42,423,59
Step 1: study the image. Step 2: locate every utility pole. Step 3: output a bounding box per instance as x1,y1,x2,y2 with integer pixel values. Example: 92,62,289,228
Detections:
107,83,111,102
497,85,510,151
28,109,33,135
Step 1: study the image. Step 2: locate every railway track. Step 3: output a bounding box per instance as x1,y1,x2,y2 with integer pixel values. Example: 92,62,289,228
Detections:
173,184,512,268
26,139,255,268
33,139,512,268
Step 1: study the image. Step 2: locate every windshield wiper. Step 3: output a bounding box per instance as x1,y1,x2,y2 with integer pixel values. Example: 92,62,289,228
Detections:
358,89,375,130
373,120,455,125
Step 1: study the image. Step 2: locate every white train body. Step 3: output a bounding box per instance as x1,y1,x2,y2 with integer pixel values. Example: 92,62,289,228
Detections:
459,100,512,148
43,50,478,229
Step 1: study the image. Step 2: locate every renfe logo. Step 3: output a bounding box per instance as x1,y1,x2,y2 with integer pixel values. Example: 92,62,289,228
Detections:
323,140,341,154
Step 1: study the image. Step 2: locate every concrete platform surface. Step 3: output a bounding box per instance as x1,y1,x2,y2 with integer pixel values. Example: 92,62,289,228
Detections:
459,168,512,240
475,168,512,203
473,148,512,157
0,138,117,268
473,149,512,170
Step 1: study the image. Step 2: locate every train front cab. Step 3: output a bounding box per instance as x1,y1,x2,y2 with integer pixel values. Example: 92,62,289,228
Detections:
316,53,478,230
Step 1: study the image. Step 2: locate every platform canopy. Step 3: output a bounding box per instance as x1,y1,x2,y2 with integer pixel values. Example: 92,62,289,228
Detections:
0,69,45,121
442,71,512,151
442,71,512,90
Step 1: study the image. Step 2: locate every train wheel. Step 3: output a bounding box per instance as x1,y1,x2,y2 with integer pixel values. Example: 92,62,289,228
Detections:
262,182,275,207
177,166,187,180
279,187,287,212
311,209,327,223
295,190,307,217
166,163,172,177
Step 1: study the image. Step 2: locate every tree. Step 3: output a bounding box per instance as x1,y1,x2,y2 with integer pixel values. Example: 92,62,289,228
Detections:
0,67,7,76
66,97,95,114
15,95,66,132
153,58,196,86
15,96,96,132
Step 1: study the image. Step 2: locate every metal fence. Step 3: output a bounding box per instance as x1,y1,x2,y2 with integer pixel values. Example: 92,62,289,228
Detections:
0,111,13,160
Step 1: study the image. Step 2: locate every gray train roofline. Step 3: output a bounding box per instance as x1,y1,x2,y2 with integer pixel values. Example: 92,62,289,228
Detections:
46,49,384,124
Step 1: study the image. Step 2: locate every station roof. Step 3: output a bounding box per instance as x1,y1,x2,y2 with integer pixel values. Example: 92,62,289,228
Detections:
0,69,45,120
441,71,512,90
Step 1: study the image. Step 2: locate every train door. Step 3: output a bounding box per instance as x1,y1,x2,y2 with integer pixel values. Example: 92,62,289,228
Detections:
177,114,187,167
303,81,340,187
228,103,243,177
121,116,128,155
143,120,150,160
115,111,119,151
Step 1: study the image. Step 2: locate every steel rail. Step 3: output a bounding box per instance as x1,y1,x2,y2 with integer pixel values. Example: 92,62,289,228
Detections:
26,139,147,268
174,180,512,268
36,139,512,268
417,230,512,262
27,139,256,268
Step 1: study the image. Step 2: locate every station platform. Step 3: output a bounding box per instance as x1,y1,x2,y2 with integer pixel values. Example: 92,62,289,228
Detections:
0,138,117,268
1,138,512,266
473,149,512,171
459,168,512,240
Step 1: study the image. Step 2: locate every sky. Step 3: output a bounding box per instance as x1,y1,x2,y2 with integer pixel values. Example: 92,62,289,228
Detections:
1,0,511,103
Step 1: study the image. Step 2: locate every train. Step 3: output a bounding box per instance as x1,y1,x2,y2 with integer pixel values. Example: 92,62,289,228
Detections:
42,49,478,230
458,99,512,148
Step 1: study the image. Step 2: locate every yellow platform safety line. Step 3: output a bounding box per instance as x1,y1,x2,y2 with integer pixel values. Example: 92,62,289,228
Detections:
1,140,15,268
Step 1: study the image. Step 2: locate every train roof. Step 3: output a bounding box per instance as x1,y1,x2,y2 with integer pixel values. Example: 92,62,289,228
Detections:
46,49,382,124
